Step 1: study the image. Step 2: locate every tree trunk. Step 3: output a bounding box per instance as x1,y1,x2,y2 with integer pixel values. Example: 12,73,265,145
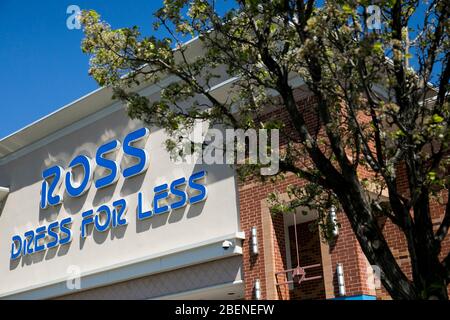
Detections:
412,192,449,300
335,177,420,299
337,177,449,299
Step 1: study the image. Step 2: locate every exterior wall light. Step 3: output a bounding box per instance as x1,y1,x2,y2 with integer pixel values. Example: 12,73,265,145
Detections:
329,205,339,237
254,279,261,300
0,186,9,202
0,187,9,214
222,240,234,250
251,226,259,255
336,263,346,296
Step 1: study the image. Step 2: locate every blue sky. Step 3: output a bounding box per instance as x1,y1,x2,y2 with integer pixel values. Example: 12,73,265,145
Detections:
0,1,435,140
0,1,166,139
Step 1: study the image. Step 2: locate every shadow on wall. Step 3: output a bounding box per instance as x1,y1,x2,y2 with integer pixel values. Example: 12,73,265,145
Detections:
120,172,146,198
134,159,230,234
93,182,118,207
3,111,140,192
36,122,156,222
11,130,152,269
6,120,238,271
39,204,63,224
0,193,9,218
79,221,129,250
9,241,72,271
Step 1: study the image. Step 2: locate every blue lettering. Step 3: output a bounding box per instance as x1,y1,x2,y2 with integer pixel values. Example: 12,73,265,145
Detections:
153,184,169,215
47,221,59,249
137,192,153,220
112,199,128,227
34,226,47,253
65,155,94,197
122,128,150,178
40,180,48,210
188,170,208,204
10,235,22,260
95,140,121,189
41,166,64,208
23,230,35,255
94,205,111,232
170,177,187,210
81,210,94,238
59,217,73,245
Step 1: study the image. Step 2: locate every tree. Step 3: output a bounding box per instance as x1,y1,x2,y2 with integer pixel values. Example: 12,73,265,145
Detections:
79,0,450,299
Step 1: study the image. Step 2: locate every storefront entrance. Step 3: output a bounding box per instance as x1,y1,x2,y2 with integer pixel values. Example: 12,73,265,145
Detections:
277,211,328,300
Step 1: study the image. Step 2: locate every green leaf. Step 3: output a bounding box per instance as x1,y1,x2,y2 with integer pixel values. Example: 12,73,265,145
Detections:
342,4,353,14
373,42,383,54
270,23,277,35
427,171,436,181
394,129,406,137
432,114,444,123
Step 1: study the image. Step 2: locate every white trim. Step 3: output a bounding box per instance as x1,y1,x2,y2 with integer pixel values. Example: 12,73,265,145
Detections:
206,76,239,93
0,71,306,166
0,73,244,165
0,102,120,165
179,35,200,48
283,215,294,291
0,87,105,144
0,75,178,166
0,231,245,300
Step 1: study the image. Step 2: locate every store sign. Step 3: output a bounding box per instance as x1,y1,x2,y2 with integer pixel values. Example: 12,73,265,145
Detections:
10,128,207,260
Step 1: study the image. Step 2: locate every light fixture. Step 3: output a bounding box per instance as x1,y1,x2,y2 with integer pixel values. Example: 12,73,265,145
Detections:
0,187,9,215
251,226,259,255
0,186,9,202
336,263,346,296
329,205,339,237
254,279,261,300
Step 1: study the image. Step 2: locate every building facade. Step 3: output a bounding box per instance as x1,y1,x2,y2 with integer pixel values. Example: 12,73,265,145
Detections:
0,47,448,301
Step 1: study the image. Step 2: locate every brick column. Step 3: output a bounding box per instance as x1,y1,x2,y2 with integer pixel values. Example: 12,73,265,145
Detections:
239,182,268,300
328,211,377,298
319,233,335,299
238,182,291,300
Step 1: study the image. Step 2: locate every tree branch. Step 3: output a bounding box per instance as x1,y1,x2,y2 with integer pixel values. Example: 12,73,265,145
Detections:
435,188,450,243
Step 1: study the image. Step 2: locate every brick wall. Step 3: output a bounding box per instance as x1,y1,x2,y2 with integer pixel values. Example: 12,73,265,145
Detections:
289,222,326,300
237,88,372,300
238,177,297,300
328,212,376,298
237,87,450,300
238,174,379,300
375,190,450,299
374,164,450,299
